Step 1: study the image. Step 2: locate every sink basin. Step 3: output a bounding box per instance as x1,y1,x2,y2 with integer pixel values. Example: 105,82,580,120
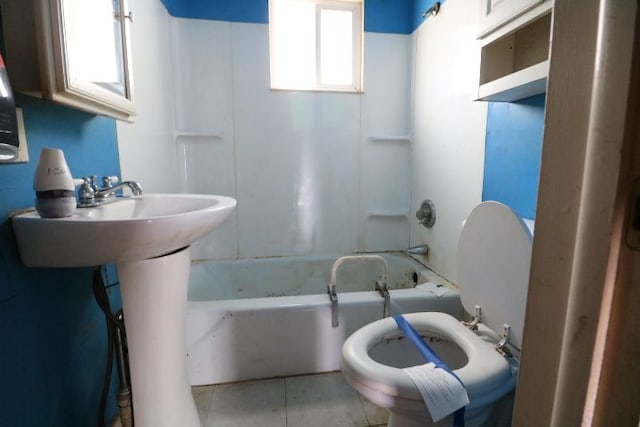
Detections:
12,192,237,426
12,193,237,267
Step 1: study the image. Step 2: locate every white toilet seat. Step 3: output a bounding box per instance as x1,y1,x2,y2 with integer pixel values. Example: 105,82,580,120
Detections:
341,203,530,425
341,312,512,408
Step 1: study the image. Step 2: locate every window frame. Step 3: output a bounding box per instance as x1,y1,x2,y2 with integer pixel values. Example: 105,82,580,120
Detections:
269,0,364,93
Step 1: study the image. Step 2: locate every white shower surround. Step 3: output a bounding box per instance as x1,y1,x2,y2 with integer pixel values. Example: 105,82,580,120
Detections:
409,0,488,283
117,0,488,282
170,21,415,261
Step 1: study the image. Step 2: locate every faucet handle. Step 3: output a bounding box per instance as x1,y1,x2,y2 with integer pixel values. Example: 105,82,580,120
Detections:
78,177,96,202
102,176,120,188
416,200,436,228
87,175,100,191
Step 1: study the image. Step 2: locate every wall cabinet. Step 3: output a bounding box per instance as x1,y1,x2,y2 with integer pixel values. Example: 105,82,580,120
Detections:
0,0,135,121
478,0,544,39
477,0,552,102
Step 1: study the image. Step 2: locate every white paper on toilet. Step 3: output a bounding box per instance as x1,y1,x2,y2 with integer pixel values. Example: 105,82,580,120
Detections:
404,362,470,422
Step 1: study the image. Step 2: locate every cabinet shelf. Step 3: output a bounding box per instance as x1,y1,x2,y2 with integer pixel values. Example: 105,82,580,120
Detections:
367,210,409,218
174,132,224,139
477,2,552,102
367,136,411,144
478,60,548,101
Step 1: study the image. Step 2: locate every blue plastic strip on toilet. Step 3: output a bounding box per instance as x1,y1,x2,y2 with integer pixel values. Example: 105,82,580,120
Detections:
393,315,466,427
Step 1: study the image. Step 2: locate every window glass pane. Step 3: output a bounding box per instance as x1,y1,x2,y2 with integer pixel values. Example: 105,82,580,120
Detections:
271,0,316,89
320,8,353,86
63,0,126,96
269,0,361,91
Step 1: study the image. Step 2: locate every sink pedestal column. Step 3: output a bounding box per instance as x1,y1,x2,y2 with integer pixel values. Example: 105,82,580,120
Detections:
118,246,200,427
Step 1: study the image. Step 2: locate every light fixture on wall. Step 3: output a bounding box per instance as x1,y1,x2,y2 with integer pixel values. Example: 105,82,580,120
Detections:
422,2,441,19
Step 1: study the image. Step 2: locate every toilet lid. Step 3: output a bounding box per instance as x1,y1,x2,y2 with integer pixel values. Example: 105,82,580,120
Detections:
457,201,533,350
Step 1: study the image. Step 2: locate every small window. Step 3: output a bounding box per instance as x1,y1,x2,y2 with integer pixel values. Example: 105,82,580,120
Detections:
269,0,363,92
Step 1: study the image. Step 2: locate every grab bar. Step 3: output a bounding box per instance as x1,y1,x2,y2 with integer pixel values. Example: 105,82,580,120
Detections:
328,255,390,328
327,283,339,327
330,255,389,289
375,279,390,318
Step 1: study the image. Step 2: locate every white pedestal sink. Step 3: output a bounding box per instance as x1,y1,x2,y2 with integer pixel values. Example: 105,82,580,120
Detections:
12,194,237,427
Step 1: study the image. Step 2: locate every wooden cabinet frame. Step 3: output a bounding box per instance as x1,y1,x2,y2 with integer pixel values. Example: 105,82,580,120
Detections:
1,0,136,121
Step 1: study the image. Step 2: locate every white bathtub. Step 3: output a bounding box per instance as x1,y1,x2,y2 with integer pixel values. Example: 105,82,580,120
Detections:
185,252,463,386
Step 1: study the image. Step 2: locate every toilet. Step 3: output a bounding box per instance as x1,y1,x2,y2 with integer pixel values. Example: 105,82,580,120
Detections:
341,201,533,427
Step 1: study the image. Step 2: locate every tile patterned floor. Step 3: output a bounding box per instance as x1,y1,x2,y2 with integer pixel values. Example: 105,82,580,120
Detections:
192,372,389,427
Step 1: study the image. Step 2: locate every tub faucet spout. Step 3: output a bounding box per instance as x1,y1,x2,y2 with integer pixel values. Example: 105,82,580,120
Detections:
406,244,429,256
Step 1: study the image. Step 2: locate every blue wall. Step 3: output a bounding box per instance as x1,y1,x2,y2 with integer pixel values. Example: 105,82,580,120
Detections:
160,0,435,34
366,0,414,34
483,94,545,219
0,95,121,426
412,0,446,32
161,0,269,24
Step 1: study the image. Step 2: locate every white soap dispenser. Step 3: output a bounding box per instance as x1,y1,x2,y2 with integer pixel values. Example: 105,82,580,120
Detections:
33,148,76,218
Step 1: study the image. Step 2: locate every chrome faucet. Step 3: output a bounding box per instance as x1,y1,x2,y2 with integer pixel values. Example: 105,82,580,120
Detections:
77,175,143,207
95,179,143,198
